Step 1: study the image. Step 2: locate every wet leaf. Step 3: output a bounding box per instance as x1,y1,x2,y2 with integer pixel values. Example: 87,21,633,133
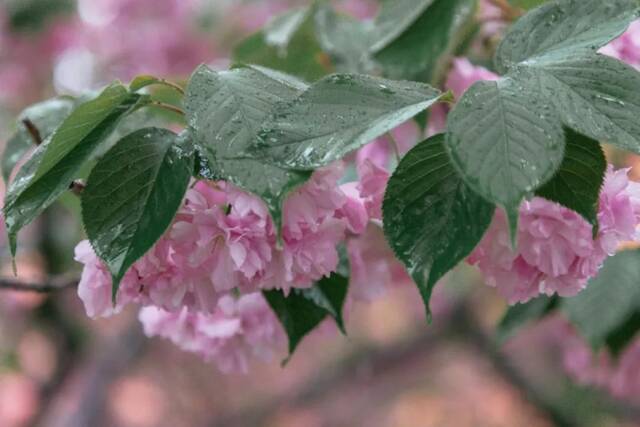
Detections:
535,128,606,233
264,273,349,359
184,64,311,230
370,0,437,52
2,98,75,183
562,249,640,350
82,128,193,297
3,83,142,257
383,134,495,318
496,0,639,73
445,78,564,228
250,74,442,170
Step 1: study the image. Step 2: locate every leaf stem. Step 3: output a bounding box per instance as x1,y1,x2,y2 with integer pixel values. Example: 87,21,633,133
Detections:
157,79,186,96
149,101,185,116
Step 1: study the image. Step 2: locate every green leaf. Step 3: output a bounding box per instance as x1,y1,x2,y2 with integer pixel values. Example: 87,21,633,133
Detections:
445,78,565,219
382,134,495,318
233,6,329,82
184,64,311,230
81,128,193,296
562,249,640,350
314,5,375,74
496,0,639,73
373,0,478,81
535,128,606,233
508,0,548,10
2,98,75,183
250,74,443,170
3,83,142,257
496,296,558,344
525,55,640,155
264,272,349,359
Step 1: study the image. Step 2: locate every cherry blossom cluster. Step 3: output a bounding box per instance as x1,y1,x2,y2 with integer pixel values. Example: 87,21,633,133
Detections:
468,167,640,304
75,160,403,372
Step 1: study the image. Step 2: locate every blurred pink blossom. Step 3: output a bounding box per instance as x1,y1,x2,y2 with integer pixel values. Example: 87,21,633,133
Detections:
139,292,285,373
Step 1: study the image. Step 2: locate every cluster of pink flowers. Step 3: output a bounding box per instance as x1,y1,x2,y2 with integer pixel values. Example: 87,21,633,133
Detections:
552,319,640,403
75,162,396,371
468,167,640,304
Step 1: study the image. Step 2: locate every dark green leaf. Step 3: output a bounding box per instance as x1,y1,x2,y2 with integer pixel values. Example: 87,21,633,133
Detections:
535,128,606,233
250,74,443,170
496,0,639,73
374,0,478,81
605,310,640,357
2,98,75,183
371,0,437,52
496,296,558,344
383,134,495,318
264,273,349,358
6,0,74,32
81,128,193,296
184,64,311,230
445,78,565,228
562,249,640,350
3,83,142,257
233,6,329,81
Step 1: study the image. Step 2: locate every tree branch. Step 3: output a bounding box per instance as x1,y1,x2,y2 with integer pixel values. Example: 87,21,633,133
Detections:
0,274,78,292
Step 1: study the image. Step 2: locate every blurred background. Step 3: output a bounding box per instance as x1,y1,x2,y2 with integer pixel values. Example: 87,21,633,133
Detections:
1,1,640,426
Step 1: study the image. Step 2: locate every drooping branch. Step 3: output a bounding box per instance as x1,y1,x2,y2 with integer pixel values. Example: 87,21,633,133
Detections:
0,274,78,292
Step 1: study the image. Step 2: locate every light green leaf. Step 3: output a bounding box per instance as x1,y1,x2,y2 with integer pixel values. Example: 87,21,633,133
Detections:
250,74,443,170
184,64,311,229
496,0,639,73
445,78,565,216
526,55,640,154
383,134,495,318
3,83,142,257
562,249,640,350
233,6,329,81
374,0,478,81
535,128,606,232
264,272,349,359
81,128,193,296
2,98,75,183
508,0,548,10
314,5,375,74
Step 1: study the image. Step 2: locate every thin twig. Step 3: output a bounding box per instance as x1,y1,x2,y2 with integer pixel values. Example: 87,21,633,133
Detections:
387,132,401,163
149,101,185,116
22,118,43,145
0,274,78,293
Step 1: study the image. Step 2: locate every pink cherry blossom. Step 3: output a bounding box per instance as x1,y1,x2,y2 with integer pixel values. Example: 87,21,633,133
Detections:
468,166,640,304
601,20,640,70
139,293,285,373
357,159,390,221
